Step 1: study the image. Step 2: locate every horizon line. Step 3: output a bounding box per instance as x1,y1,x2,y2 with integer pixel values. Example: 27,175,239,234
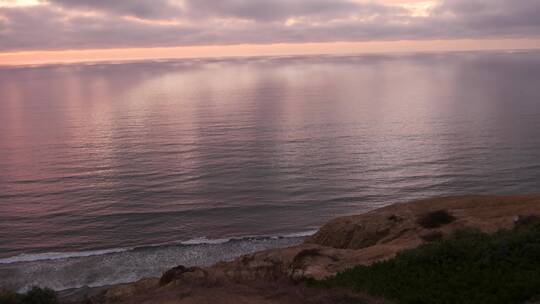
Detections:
2,38,540,67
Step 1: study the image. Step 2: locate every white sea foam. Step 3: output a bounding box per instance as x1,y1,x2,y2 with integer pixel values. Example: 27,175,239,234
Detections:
0,247,132,264
0,230,317,265
0,232,310,292
180,237,233,245
279,229,318,238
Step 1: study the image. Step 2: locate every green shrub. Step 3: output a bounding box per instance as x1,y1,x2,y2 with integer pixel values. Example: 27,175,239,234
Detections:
310,222,540,304
0,287,58,304
0,292,23,304
419,230,443,242
416,209,456,229
514,215,540,228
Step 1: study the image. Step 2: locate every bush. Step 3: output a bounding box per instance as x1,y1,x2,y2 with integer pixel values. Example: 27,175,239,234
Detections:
419,230,443,242
514,215,540,228
0,292,22,304
0,287,58,304
309,222,540,304
416,209,456,229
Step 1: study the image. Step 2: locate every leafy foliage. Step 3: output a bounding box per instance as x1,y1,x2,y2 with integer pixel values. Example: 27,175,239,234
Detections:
0,287,58,304
416,209,456,229
310,221,540,304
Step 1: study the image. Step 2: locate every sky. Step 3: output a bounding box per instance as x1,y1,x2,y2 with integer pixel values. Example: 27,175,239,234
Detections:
1,0,540,64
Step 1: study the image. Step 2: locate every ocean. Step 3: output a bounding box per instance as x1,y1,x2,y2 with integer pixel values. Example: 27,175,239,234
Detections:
1,51,540,291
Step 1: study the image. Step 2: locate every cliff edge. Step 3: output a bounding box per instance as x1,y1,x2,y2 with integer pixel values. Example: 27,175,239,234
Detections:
53,195,540,303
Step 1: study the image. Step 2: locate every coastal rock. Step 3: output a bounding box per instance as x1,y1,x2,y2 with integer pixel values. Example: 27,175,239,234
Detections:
78,195,540,304
133,195,538,293
103,278,159,303
199,243,365,282
206,195,540,284
307,195,540,259
160,266,208,286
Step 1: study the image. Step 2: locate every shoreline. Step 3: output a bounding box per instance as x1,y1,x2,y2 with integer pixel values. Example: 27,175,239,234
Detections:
0,229,319,265
0,232,314,293
68,194,540,303
4,194,540,303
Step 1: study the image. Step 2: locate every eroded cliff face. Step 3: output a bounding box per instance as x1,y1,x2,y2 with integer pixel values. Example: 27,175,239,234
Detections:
308,195,540,253
70,195,540,304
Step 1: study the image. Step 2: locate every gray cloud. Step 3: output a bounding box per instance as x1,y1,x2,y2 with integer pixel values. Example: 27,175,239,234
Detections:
428,0,540,38
0,0,539,52
435,0,540,27
46,0,183,19
183,0,400,22
0,6,201,50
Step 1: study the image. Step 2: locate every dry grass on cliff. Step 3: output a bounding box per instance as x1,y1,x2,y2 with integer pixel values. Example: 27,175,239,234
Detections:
310,217,540,304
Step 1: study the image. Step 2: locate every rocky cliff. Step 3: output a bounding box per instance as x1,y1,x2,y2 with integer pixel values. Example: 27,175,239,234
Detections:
65,195,540,304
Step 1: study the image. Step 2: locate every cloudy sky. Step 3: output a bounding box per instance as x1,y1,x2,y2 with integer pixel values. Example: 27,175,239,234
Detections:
1,0,540,63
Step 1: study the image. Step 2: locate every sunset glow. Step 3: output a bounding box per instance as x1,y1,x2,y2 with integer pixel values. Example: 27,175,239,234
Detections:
2,39,540,66
2,0,540,298
1,0,540,64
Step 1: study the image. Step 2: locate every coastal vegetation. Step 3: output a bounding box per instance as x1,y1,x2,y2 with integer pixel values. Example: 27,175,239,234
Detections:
3,196,540,304
309,217,540,304
416,209,456,229
0,287,58,304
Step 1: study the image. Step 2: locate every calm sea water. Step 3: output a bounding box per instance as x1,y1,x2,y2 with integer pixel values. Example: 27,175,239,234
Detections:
1,51,540,291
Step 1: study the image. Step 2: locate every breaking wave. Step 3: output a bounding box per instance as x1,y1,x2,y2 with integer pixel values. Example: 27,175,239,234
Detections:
0,231,315,292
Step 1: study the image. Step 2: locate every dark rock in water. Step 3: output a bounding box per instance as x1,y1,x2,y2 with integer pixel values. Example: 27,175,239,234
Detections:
160,265,189,286
159,266,208,286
